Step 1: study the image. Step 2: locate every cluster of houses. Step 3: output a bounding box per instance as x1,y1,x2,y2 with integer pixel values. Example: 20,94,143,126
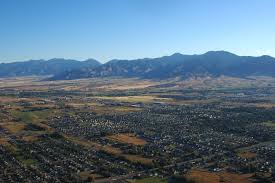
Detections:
0,85,274,182
44,101,275,181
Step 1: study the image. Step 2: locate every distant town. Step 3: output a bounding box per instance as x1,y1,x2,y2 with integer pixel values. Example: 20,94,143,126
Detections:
0,76,274,182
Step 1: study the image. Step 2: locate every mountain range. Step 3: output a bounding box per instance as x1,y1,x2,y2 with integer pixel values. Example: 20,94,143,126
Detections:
1,51,275,80
0,58,100,78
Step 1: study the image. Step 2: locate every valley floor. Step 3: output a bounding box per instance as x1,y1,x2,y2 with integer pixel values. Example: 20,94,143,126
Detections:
0,76,274,182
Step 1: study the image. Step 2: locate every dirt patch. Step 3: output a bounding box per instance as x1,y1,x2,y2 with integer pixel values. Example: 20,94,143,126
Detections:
186,169,254,183
108,133,147,145
0,137,10,146
1,122,26,134
123,154,152,166
0,96,20,103
22,135,39,142
96,95,172,103
238,151,257,159
96,80,158,90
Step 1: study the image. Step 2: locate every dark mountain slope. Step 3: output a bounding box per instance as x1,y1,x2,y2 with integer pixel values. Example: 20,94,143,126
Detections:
0,59,101,77
51,51,275,80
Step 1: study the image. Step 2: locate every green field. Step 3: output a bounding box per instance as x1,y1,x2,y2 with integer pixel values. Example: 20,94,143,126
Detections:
129,177,168,183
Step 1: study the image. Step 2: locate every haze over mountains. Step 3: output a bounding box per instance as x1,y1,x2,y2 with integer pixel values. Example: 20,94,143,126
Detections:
1,51,275,80
0,59,101,78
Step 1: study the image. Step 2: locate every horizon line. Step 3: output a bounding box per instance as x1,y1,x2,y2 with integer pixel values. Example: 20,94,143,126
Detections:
1,50,274,64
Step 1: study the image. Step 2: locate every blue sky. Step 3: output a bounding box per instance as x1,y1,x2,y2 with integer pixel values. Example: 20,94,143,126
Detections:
0,0,275,63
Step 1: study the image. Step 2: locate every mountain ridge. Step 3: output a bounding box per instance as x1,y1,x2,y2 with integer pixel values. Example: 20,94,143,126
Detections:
0,58,101,77
1,51,275,80
51,51,275,80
